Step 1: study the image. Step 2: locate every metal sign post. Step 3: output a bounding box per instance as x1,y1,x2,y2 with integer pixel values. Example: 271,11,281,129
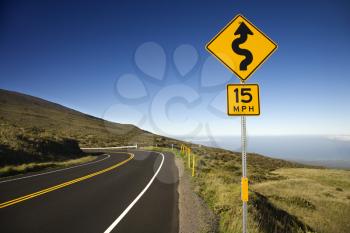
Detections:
240,80,248,233
206,14,277,233
241,115,247,232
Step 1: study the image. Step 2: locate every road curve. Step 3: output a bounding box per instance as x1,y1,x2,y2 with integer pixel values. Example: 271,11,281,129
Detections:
0,150,179,233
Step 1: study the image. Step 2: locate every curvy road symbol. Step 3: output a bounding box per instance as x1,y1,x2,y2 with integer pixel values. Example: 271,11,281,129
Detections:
232,22,254,71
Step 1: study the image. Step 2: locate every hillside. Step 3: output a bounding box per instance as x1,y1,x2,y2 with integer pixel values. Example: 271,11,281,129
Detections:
0,89,175,165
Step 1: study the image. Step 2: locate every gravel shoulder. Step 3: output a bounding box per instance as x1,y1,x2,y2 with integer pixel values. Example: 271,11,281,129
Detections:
175,156,218,233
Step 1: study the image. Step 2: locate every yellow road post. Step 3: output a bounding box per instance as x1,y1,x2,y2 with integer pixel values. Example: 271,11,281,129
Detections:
192,153,195,177
188,148,191,169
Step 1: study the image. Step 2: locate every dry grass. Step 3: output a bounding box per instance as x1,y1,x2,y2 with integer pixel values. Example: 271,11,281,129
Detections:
253,168,350,233
0,155,97,177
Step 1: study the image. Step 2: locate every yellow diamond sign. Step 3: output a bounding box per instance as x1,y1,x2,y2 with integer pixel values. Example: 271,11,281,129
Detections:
206,14,277,82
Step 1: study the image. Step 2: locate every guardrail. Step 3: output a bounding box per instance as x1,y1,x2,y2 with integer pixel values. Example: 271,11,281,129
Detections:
81,145,138,150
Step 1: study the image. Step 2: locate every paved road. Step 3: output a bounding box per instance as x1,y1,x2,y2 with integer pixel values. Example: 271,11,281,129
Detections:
0,150,179,233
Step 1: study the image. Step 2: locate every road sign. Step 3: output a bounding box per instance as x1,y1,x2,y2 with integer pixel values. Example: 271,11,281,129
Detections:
206,14,277,82
227,84,260,116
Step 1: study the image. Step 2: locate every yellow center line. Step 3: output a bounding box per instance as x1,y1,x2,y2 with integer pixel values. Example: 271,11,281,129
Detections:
0,153,134,209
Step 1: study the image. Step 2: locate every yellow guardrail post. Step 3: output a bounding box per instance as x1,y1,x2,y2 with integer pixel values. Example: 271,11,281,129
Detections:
192,153,195,177
188,148,191,169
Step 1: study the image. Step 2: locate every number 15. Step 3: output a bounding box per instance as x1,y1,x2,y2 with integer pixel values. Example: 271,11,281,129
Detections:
233,88,253,103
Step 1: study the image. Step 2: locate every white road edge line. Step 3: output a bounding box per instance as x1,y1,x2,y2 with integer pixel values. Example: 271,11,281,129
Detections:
0,154,111,184
103,151,165,233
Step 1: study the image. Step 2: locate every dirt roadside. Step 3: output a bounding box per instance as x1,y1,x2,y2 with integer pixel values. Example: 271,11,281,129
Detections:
175,157,218,233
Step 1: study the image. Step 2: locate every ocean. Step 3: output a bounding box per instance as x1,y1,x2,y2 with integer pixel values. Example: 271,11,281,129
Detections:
183,136,350,169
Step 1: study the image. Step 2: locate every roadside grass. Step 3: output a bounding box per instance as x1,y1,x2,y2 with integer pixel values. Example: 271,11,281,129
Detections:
148,146,346,233
0,155,97,177
253,168,350,233
187,146,309,233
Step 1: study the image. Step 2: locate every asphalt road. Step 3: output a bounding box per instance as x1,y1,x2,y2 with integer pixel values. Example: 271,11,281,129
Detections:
0,150,179,233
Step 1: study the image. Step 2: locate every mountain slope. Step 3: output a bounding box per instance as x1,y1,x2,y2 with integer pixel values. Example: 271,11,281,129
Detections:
0,89,172,165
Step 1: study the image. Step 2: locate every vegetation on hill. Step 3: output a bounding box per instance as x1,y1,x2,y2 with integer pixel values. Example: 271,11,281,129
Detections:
0,122,83,166
253,168,350,233
0,155,96,177
0,89,177,166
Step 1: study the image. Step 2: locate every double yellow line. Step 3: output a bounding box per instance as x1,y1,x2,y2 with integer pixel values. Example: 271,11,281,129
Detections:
0,153,134,209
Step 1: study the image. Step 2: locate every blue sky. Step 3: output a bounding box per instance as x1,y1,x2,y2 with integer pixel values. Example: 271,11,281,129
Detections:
1,0,350,137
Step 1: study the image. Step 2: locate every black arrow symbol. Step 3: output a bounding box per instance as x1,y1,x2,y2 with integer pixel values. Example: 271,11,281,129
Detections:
232,22,253,71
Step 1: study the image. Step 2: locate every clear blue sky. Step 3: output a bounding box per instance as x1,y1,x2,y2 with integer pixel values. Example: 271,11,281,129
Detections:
1,0,350,137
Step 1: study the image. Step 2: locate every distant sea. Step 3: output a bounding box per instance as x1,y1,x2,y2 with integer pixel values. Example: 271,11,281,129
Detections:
181,136,350,169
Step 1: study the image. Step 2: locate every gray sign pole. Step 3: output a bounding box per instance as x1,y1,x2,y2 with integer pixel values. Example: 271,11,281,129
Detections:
241,115,247,233
241,80,248,233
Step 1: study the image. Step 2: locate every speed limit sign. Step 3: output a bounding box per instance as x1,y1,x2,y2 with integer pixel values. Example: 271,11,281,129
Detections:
227,84,260,116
